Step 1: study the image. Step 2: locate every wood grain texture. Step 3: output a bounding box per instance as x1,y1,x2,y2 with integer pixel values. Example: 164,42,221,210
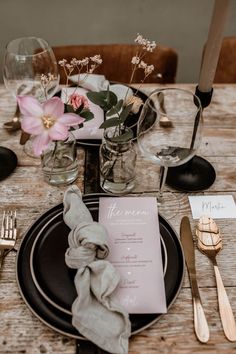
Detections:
1,84,236,353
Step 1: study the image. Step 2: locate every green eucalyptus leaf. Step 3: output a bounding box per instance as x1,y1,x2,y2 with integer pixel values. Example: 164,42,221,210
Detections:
106,90,118,107
86,91,108,108
64,104,75,113
110,130,133,142
79,109,94,121
106,99,124,117
106,107,117,117
100,117,120,129
100,90,118,111
74,106,83,114
116,99,124,111
120,103,133,123
87,90,118,111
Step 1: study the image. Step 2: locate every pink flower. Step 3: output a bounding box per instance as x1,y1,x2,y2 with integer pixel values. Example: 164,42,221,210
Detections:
17,96,84,156
69,93,89,111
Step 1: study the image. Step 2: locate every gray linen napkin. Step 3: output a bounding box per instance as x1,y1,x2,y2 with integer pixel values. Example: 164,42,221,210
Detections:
69,73,109,92
63,185,131,354
69,73,133,101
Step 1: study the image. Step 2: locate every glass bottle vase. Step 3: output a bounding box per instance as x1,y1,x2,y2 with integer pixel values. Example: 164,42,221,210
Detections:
41,132,79,186
99,128,137,194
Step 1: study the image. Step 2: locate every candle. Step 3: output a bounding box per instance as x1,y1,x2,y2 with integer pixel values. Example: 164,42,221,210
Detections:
198,0,230,92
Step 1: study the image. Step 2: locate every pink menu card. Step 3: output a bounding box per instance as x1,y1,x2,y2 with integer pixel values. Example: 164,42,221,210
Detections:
99,197,167,314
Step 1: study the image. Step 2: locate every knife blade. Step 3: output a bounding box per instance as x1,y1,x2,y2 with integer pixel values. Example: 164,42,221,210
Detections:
180,216,210,343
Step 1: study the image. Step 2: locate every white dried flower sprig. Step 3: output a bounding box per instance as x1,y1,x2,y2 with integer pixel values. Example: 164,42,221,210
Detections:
137,61,154,75
129,33,156,86
40,74,57,100
135,33,157,52
131,56,140,65
58,55,103,101
59,55,102,82
122,33,157,107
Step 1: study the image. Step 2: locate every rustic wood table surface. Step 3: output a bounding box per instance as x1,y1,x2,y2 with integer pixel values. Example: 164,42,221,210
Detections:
0,83,236,354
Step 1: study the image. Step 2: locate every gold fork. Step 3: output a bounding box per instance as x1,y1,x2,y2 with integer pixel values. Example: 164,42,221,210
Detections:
0,210,17,269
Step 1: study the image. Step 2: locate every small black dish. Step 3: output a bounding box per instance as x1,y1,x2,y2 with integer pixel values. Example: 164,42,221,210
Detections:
166,155,216,192
0,147,17,181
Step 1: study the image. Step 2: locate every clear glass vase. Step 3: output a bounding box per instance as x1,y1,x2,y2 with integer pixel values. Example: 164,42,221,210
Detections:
99,128,137,194
41,132,79,186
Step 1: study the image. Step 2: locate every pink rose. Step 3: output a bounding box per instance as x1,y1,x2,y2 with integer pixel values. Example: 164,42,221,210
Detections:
69,93,89,111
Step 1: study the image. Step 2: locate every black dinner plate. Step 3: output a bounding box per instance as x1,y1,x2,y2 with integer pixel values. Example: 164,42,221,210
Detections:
16,194,184,339
0,146,17,181
55,84,149,147
29,203,168,315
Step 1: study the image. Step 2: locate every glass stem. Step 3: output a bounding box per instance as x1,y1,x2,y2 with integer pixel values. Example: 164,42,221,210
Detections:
158,166,168,202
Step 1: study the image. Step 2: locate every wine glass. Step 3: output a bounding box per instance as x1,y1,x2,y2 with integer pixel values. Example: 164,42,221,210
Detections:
3,37,60,157
137,88,203,218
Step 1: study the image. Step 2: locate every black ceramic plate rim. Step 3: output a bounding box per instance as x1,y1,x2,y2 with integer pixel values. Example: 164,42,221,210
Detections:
29,204,168,315
16,193,185,339
0,146,17,180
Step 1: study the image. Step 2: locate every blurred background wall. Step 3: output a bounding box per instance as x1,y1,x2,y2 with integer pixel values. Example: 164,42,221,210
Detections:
0,0,235,83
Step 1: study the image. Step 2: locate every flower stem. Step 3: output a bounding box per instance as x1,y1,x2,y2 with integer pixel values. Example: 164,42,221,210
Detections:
48,141,58,183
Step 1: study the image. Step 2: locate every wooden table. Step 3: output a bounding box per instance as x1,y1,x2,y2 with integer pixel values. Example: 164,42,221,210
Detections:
0,83,236,354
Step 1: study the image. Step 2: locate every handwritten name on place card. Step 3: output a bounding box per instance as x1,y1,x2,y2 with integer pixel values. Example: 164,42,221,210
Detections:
188,195,236,219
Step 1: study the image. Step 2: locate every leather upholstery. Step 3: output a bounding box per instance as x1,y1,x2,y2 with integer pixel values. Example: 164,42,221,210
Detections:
214,37,236,83
52,44,178,84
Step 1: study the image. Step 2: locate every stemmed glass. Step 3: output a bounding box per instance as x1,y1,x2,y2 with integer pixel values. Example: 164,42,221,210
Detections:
3,37,60,157
137,88,203,218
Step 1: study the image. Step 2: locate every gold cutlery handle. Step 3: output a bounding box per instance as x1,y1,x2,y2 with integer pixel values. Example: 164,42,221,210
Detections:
190,275,210,343
180,216,210,343
214,265,236,341
192,291,210,343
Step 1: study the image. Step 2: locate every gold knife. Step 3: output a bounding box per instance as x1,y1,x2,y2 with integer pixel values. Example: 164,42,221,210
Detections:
180,216,210,343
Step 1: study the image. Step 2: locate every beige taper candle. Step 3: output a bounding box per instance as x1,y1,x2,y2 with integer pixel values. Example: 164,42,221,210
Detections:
198,0,230,92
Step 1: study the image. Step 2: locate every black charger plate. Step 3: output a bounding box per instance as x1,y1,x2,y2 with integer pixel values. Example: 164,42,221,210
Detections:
29,205,168,315
16,194,184,339
0,146,17,181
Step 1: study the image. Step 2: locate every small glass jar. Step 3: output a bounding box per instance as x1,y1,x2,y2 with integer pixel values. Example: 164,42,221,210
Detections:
99,128,137,194
41,132,79,186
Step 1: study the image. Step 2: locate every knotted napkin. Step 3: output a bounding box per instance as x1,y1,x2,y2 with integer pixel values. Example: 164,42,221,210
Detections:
63,185,131,354
70,73,109,92
69,73,133,101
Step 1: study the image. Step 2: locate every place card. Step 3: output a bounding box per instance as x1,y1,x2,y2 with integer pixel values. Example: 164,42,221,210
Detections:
99,197,167,314
188,195,236,219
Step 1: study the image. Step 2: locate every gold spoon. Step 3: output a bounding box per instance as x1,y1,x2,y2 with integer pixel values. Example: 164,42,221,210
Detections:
157,91,173,127
3,104,30,144
3,104,21,131
196,216,236,341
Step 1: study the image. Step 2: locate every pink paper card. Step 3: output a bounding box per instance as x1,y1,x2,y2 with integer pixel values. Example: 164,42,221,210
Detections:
99,197,167,314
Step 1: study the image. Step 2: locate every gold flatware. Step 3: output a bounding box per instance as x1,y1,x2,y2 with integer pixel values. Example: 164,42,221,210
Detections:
157,91,172,127
196,216,236,342
180,216,210,343
0,210,17,269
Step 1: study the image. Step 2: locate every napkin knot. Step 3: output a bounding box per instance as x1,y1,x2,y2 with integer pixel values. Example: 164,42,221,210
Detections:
65,222,109,269
63,185,131,354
